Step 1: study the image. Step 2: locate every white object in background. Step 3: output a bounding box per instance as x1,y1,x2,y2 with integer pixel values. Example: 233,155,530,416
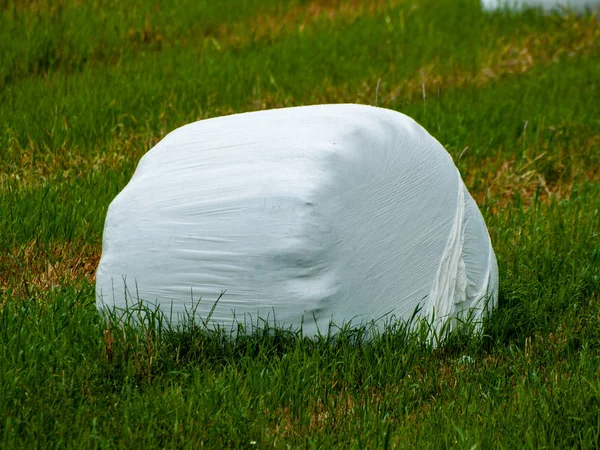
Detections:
96,104,498,338
481,0,599,11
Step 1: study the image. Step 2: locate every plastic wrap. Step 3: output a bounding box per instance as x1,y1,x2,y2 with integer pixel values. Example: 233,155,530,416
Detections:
96,104,498,337
481,0,599,11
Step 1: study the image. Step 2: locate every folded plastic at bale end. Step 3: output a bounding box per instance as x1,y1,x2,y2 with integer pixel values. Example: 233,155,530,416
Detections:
95,104,498,339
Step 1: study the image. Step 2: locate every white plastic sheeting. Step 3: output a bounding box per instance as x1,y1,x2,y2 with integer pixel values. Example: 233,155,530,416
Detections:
481,0,599,11
96,104,498,337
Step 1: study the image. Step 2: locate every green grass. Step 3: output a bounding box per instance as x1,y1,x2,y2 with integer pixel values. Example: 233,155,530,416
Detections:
1,0,600,447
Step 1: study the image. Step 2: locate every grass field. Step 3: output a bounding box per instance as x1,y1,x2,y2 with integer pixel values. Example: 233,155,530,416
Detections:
1,0,600,447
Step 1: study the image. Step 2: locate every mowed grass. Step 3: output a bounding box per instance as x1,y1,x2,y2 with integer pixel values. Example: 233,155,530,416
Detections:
1,0,600,447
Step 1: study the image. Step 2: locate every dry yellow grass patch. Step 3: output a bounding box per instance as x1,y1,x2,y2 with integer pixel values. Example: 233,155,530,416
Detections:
464,135,600,211
424,16,598,84
322,17,600,106
265,387,374,440
0,132,159,189
264,361,493,442
0,239,100,299
217,0,405,48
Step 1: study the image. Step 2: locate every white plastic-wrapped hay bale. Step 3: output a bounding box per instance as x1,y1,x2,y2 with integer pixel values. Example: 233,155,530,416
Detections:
96,104,498,337
481,0,599,11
